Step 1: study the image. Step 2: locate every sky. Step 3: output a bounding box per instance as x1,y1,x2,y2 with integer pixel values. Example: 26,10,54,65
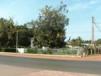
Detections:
0,0,101,40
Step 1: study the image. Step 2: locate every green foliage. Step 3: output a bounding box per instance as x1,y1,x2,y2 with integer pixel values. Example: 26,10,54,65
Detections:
0,3,69,49
0,18,32,48
96,39,101,45
55,48,77,55
0,48,16,52
70,37,83,46
17,26,31,47
26,48,53,54
30,5,68,48
0,18,16,48
42,49,53,54
25,48,78,55
26,48,38,54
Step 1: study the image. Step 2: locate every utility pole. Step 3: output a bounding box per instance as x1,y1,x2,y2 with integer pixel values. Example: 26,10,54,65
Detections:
91,16,95,45
91,16,96,54
16,30,18,52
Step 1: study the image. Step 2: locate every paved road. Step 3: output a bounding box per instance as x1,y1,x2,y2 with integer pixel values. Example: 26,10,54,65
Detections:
0,55,101,75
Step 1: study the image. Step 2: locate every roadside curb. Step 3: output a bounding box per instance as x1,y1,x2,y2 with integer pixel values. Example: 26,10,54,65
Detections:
0,52,83,61
0,52,101,61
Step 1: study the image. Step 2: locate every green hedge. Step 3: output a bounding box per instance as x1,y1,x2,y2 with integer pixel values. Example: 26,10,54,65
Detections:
26,48,77,55
26,48,38,54
0,48,16,52
26,48,53,54
55,48,77,55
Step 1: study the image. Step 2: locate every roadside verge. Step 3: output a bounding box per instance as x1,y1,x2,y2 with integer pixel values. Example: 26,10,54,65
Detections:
0,52,101,61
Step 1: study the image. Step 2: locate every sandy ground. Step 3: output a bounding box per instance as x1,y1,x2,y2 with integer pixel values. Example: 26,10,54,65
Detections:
0,64,40,76
23,70,100,76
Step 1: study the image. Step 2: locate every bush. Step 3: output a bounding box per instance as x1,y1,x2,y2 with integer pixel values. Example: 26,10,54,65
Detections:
56,48,77,55
26,48,53,54
26,48,38,54
3,48,16,52
42,49,53,54
47,49,53,54
0,48,4,52
26,48,78,55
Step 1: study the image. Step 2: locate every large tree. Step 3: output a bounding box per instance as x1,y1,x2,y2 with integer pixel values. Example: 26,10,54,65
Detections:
16,25,32,47
32,4,69,48
0,18,33,48
0,18,16,48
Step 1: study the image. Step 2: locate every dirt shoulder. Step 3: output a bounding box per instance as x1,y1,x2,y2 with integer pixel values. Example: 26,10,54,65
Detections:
0,52,101,61
23,70,99,76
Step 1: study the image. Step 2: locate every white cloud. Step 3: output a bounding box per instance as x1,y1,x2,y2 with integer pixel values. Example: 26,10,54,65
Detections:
89,0,98,5
69,0,99,12
69,3,87,11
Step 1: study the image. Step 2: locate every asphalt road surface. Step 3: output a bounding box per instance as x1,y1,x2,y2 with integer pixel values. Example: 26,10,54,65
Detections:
0,55,101,75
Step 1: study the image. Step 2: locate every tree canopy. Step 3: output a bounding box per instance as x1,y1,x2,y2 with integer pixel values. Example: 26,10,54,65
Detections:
29,5,69,48
0,2,69,49
70,37,83,46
